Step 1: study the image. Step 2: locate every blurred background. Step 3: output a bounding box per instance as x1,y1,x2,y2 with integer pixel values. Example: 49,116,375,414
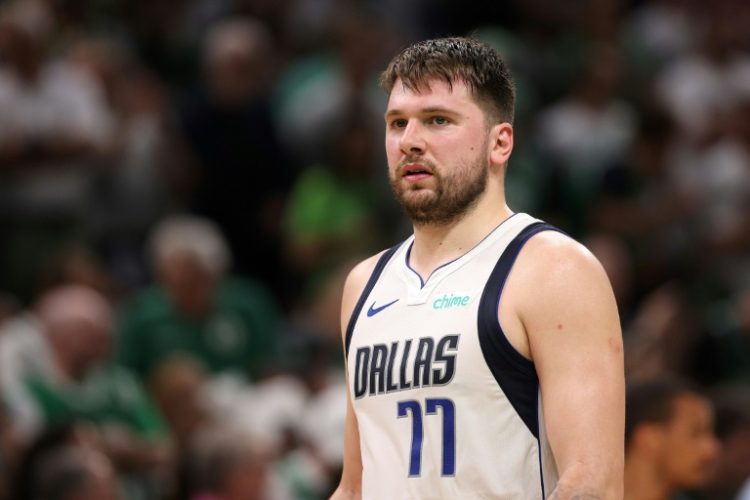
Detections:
0,0,748,499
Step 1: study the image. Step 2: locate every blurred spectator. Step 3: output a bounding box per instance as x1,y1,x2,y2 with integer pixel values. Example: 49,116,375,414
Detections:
186,424,290,500
148,355,215,500
0,306,50,438
624,378,720,500
117,215,282,382
621,0,698,77
535,43,636,233
278,381,346,500
63,34,194,286
663,95,750,294
282,260,349,364
196,370,345,499
0,0,117,301
272,2,395,165
0,0,115,173
178,17,293,299
31,445,121,500
2,285,172,498
698,384,750,500
0,243,123,442
536,43,635,172
149,356,211,452
12,423,106,500
624,284,710,383
282,110,390,283
271,264,349,499
654,6,750,141
592,110,690,291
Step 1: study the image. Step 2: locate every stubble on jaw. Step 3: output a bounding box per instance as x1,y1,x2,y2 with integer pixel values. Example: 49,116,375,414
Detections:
389,143,489,227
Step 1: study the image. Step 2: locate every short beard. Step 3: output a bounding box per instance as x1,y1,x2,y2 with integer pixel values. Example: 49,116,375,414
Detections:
390,155,488,226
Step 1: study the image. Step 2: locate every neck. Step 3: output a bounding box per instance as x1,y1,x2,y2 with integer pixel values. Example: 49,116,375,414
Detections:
409,194,512,280
624,455,673,500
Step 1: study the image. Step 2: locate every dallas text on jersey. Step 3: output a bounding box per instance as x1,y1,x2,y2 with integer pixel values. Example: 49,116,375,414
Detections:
353,334,460,398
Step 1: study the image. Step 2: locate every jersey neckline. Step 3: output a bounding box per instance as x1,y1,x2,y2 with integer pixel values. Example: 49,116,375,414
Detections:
399,212,534,295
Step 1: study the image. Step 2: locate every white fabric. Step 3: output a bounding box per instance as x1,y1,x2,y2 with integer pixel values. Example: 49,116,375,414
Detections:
0,313,50,438
348,213,558,499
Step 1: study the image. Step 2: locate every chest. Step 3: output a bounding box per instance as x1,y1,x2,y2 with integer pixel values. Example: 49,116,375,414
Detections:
348,265,493,403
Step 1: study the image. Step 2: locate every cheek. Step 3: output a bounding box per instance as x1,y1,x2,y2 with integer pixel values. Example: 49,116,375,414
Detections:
676,436,711,469
385,136,401,159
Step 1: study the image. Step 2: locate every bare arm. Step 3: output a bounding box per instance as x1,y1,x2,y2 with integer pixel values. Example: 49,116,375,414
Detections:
330,391,363,500
330,254,383,500
509,233,625,500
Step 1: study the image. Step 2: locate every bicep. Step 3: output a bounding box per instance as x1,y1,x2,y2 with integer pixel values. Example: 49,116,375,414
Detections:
519,237,624,492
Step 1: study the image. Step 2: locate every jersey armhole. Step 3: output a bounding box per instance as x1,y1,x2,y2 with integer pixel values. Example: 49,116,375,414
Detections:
477,222,564,438
344,243,402,357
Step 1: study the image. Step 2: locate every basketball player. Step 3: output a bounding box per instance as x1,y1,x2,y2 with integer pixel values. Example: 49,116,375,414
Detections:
332,37,625,499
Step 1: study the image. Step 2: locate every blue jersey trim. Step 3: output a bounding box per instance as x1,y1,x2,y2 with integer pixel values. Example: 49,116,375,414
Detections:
404,243,426,288
345,243,402,357
538,437,546,499
403,213,521,289
477,221,562,439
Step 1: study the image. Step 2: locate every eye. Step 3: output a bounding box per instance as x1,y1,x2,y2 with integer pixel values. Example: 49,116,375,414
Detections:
390,118,407,129
429,116,450,125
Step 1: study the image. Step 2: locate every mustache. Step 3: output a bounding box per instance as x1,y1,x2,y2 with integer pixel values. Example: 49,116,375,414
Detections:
397,156,437,171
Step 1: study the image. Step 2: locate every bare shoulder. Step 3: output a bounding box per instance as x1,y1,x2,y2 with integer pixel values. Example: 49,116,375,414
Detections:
514,230,612,299
340,250,390,338
505,229,621,356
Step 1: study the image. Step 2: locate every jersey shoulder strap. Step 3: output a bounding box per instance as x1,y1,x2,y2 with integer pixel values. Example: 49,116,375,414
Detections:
477,221,565,438
344,243,402,356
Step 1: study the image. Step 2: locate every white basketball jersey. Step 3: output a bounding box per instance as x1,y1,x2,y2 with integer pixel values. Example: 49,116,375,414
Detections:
346,213,560,499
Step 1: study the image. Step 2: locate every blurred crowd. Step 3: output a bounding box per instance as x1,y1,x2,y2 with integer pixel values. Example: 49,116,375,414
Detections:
0,0,748,499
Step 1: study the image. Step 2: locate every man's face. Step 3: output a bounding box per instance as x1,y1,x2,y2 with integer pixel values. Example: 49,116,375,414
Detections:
659,394,721,489
159,252,217,318
50,318,111,380
384,78,492,226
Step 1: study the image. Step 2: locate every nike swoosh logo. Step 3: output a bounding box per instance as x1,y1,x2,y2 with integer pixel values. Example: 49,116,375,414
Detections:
367,299,399,317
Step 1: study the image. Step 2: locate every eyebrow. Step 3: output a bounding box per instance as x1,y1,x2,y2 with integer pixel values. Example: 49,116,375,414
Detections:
384,106,461,119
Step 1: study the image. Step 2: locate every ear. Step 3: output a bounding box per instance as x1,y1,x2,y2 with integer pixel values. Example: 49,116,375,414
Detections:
489,122,513,169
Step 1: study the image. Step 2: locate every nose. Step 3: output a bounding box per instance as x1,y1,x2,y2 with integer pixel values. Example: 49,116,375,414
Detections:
399,120,426,155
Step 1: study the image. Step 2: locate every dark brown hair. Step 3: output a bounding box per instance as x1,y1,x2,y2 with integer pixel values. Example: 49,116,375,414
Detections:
625,377,704,447
379,37,516,124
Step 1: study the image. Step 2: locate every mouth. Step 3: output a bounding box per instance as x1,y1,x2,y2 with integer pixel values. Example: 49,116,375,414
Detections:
401,163,434,182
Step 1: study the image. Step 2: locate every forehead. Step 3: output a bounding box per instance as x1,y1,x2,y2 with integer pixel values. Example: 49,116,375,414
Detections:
670,394,713,425
386,77,479,113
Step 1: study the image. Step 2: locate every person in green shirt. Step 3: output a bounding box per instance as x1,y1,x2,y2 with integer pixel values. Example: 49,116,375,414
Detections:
11,285,170,478
117,215,282,383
